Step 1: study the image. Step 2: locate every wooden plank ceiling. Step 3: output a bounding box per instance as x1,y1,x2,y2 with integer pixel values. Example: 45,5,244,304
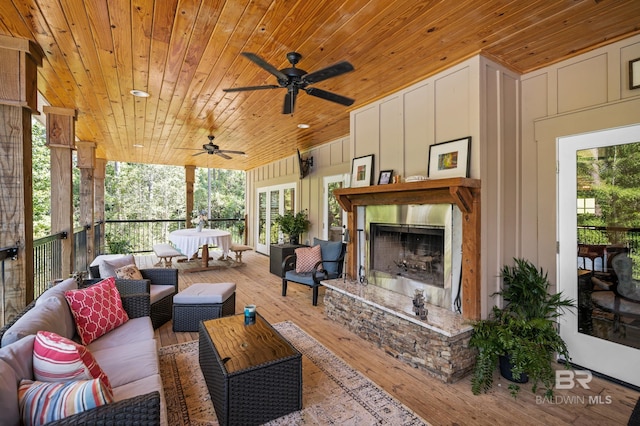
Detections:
0,0,639,170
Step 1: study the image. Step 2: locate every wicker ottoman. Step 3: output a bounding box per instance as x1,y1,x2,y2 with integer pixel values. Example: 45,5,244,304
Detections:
172,283,236,332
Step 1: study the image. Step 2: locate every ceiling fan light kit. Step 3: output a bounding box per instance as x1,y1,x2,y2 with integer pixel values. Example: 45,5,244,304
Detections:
223,51,355,114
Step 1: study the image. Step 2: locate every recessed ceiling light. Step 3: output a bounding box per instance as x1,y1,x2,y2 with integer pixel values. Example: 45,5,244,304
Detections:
130,89,150,98
297,123,310,129
133,144,144,148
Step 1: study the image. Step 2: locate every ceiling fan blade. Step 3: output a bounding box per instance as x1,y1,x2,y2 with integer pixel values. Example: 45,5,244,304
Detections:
218,149,246,155
303,61,354,84
241,52,289,82
305,87,354,106
192,151,206,156
283,89,298,115
223,85,280,92
216,152,232,160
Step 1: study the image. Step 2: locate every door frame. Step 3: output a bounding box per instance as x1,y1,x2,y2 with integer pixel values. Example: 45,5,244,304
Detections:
557,123,640,387
255,182,296,255
322,174,349,240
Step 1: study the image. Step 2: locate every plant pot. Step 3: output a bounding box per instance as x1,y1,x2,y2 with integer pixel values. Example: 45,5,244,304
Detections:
289,236,300,245
499,354,529,383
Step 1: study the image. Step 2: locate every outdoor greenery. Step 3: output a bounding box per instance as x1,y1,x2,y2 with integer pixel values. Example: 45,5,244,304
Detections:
469,258,575,398
30,120,245,240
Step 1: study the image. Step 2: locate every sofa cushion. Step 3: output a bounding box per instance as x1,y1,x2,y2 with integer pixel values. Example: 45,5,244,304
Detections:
33,331,111,391
64,277,129,345
92,339,158,388
295,245,322,273
0,359,20,426
112,374,166,426
313,238,343,275
115,263,143,280
0,334,35,380
86,317,154,352
35,278,77,306
94,254,136,278
19,378,113,426
1,297,76,347
150,284,176,304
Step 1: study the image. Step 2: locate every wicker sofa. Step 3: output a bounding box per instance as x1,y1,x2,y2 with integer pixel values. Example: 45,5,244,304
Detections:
0,277,165,425
89,254,179,329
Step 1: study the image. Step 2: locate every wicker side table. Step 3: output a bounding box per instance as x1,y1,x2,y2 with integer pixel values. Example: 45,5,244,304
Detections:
198,313,302,426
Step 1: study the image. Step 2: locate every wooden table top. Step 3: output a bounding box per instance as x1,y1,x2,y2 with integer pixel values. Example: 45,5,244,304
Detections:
201,313,299,374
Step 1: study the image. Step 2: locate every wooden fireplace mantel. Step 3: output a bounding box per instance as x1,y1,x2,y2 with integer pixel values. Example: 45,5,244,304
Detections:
333,177,481,320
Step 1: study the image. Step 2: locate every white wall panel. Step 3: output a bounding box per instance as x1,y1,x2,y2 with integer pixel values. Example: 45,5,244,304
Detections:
558,54,608,113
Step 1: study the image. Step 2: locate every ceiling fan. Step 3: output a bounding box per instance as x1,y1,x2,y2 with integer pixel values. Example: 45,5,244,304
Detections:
223,51,355,114
191,135,246,159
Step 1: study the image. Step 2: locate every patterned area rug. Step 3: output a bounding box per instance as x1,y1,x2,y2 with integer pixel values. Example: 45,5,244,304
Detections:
159,321,428,425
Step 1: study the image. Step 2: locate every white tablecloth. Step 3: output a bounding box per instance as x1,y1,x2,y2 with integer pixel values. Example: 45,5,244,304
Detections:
169,229,232,260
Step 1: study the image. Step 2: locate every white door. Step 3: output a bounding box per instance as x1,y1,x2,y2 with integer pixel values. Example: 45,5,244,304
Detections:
322,174,348,241
255,183,296,255
557,123,640,387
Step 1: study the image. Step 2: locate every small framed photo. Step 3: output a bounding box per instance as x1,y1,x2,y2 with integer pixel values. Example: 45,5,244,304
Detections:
630,58,640,90
378,170,393,185
428,136,471,179
351,154,374,188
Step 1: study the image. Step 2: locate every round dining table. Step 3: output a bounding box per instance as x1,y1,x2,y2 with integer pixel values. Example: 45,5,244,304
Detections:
169,228,232,272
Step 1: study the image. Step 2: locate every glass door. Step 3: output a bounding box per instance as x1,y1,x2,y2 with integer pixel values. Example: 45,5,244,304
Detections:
323,174,348,241
255,183,296,255
557,124,640,387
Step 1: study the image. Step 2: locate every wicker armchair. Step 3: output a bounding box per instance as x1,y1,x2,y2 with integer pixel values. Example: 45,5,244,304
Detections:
282,240,346,306
89,264,178,329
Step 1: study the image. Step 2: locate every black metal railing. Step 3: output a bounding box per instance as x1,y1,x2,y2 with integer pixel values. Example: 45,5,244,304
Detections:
33,232,67,299
101,218,246,255
577,225,640,253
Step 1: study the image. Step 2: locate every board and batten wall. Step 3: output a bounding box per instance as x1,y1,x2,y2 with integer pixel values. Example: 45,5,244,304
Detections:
245,136,351,251
522,33,640,295
247,54,519,318
349,55,519,317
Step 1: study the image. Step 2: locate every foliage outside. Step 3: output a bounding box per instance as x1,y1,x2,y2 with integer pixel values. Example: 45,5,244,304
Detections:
30,120,245,245
469,258,575,398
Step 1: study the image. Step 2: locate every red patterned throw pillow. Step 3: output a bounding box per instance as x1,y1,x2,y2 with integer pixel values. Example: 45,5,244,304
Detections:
33,331,112,391
295,245,322,273
64,277,129,345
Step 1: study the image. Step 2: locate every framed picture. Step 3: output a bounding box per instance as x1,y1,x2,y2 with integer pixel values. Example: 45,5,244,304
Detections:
351,154,374,187
428,136,471,179
378,170,393,185
630,57,640,90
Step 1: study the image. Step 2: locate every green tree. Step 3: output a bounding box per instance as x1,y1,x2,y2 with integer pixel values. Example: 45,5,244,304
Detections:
32,120,51,238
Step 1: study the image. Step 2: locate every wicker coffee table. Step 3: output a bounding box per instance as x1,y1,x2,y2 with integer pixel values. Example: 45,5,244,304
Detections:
198,313,302,425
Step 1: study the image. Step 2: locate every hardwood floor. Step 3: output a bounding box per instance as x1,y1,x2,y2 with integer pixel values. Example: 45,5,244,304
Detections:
140,251,639,426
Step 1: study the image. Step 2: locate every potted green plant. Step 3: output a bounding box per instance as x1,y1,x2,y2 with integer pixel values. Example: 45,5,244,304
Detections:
274,210,310,244
469,258,575,398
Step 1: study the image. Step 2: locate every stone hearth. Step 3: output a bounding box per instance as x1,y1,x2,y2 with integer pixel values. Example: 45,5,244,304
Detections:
322,279,475,383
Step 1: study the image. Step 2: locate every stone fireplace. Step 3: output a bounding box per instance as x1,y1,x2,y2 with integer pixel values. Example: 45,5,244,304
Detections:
325,178,481,382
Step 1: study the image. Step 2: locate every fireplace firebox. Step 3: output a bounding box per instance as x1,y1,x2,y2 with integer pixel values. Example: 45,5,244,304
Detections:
365,204,462,311
370,223,445,287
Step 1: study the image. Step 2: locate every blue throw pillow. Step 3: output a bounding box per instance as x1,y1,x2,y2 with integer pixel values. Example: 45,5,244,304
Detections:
313,238,343,276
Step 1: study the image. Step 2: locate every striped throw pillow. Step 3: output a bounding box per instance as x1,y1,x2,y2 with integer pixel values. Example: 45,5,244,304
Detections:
18,378,113,426
33,331,111,391
295,245,322,273
64,277,129,345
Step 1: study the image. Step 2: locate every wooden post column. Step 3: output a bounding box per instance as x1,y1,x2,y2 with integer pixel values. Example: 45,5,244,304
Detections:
94,158,107,255
76,141,96,267
44,106,76,278
0,35,44,323
185,165,195,228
